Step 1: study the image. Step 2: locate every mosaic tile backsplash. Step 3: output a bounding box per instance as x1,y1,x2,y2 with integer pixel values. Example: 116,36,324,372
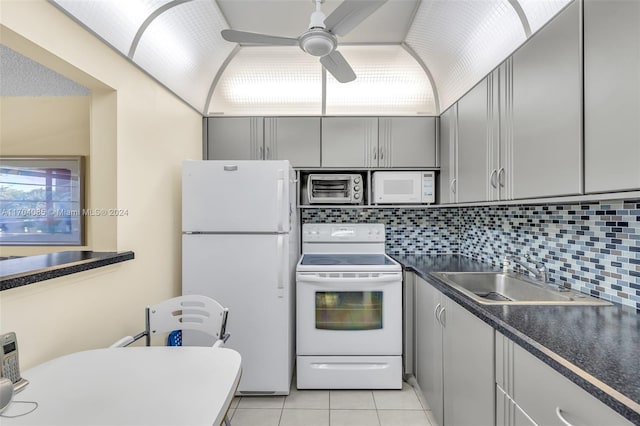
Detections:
301,199,640,310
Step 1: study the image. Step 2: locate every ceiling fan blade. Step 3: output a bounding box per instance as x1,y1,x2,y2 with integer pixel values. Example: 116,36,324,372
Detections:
323,0,387,37
221,29,298,46
320,51,356,83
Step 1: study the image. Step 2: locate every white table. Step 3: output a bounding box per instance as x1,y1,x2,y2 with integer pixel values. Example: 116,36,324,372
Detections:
1,346,241,425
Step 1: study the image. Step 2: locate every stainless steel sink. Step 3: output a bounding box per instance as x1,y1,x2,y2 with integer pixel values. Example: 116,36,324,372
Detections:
433,272,612,306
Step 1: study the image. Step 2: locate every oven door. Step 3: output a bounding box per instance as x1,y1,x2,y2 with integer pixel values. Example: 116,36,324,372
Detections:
296,272,402,356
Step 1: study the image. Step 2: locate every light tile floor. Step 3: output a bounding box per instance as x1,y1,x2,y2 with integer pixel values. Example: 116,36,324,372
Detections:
227,382,434,426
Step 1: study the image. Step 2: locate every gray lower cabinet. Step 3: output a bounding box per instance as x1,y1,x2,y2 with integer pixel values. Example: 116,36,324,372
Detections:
415,275,444,425
415,276,494,426
456,78,490,203
438,105,457,203
496,332,632,426
264,117,320,167
510,0,582,199
206,117,264,160
321,117,379,167
584,0,640,193
379,117,437,168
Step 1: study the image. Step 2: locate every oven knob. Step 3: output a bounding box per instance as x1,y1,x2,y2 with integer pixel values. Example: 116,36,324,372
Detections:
354,194,360,199
354,186,360,191
354,177,361,184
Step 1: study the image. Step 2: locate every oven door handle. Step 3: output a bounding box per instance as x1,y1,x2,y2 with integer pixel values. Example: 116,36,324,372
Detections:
297,275,399,285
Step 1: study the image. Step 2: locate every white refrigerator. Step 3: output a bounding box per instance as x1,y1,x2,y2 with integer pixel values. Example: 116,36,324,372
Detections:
181,160,298,395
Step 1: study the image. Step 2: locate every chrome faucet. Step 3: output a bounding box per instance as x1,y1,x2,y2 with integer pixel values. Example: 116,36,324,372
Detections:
503,254,548,283
503,254,571,292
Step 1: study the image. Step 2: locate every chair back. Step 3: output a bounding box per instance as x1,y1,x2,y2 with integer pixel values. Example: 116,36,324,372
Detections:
146,295,228,345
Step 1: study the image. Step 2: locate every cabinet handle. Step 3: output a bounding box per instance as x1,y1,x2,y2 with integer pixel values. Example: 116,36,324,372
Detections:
259,146,264,159
438,307,446,327
490,169,498,188
434,303,442,321
498,167,505,187
450,179,457,195
373,148,377,160
266,146,270,159
555,407,574,426
379,148,384,160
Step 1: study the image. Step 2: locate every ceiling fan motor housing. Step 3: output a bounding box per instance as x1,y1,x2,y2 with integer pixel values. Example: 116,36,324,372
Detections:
299,29,337,57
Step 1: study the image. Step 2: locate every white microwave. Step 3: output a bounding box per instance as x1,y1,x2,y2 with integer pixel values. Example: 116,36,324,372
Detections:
372,171,435,204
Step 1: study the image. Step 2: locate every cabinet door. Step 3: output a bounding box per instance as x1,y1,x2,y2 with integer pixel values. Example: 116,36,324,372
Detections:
321,117,379,167
439,105,457,203
513,343,632,426
379,117,437,168
415,277,444,426
457,78,489,203
511,1,582,198
584,0,640,192
442,295,494,426
206,117,264,160
264,117,320,167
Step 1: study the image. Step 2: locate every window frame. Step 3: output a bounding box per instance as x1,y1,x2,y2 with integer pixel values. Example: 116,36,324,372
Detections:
0,156,85,246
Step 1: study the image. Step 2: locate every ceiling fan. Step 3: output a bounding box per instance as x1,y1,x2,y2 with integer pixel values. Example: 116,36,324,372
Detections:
221,0,387,83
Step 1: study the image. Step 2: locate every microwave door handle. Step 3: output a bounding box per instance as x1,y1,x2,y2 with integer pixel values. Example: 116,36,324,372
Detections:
307,178,313,205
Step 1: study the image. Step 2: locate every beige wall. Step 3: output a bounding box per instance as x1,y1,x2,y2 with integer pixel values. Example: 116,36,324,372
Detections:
0,96,91,256
0,1,202,368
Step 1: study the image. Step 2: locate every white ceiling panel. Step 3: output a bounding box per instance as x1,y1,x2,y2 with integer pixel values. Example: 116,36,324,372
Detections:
46,0,572,115
133,1,234,112
209,47,323,115
51,0,171,55
406,0,525,112
326,45,435,115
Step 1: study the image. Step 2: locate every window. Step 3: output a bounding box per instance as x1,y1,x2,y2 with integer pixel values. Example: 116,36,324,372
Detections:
0,157,84,245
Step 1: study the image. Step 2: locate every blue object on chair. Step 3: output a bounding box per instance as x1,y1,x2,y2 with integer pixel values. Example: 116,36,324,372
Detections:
167,330,182,346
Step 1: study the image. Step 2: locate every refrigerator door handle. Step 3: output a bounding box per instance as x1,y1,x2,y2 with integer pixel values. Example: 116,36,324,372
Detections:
277,169,285,232
277,234,285,298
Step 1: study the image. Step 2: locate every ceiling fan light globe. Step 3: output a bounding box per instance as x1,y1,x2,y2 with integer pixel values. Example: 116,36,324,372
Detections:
299,30,337,57
304,38,334,56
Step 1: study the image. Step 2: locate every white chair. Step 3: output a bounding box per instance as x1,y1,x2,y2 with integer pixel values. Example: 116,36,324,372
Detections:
111,295,230,348
111,295,233,425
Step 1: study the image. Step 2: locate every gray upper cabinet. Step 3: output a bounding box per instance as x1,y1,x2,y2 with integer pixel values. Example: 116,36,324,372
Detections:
457,78,490,203
510,0,582,199
439,105,458,203
321,117,379,167
264,117,321,167
206,117,264,160
584,0,640,193
379,117,437,168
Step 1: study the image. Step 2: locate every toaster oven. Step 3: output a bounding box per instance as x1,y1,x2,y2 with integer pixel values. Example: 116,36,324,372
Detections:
305,174,364,204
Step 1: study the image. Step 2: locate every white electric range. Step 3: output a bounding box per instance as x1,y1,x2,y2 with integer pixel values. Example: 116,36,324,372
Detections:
296,223,402,389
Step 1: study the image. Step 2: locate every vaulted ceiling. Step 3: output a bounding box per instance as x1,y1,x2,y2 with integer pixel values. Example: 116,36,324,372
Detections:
47,0,571,116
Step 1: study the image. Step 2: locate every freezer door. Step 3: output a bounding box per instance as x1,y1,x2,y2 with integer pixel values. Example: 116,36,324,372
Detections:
182,233,295,394
182,160,293,233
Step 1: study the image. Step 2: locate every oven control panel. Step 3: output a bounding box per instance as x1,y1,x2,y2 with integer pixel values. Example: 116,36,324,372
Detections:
303,224,385,243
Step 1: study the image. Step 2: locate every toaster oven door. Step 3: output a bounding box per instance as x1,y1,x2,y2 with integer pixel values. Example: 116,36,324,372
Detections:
307,175,357,204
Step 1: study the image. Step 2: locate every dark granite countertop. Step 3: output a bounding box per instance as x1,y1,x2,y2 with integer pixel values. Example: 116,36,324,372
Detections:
393,254,640,425
0,251,134,291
